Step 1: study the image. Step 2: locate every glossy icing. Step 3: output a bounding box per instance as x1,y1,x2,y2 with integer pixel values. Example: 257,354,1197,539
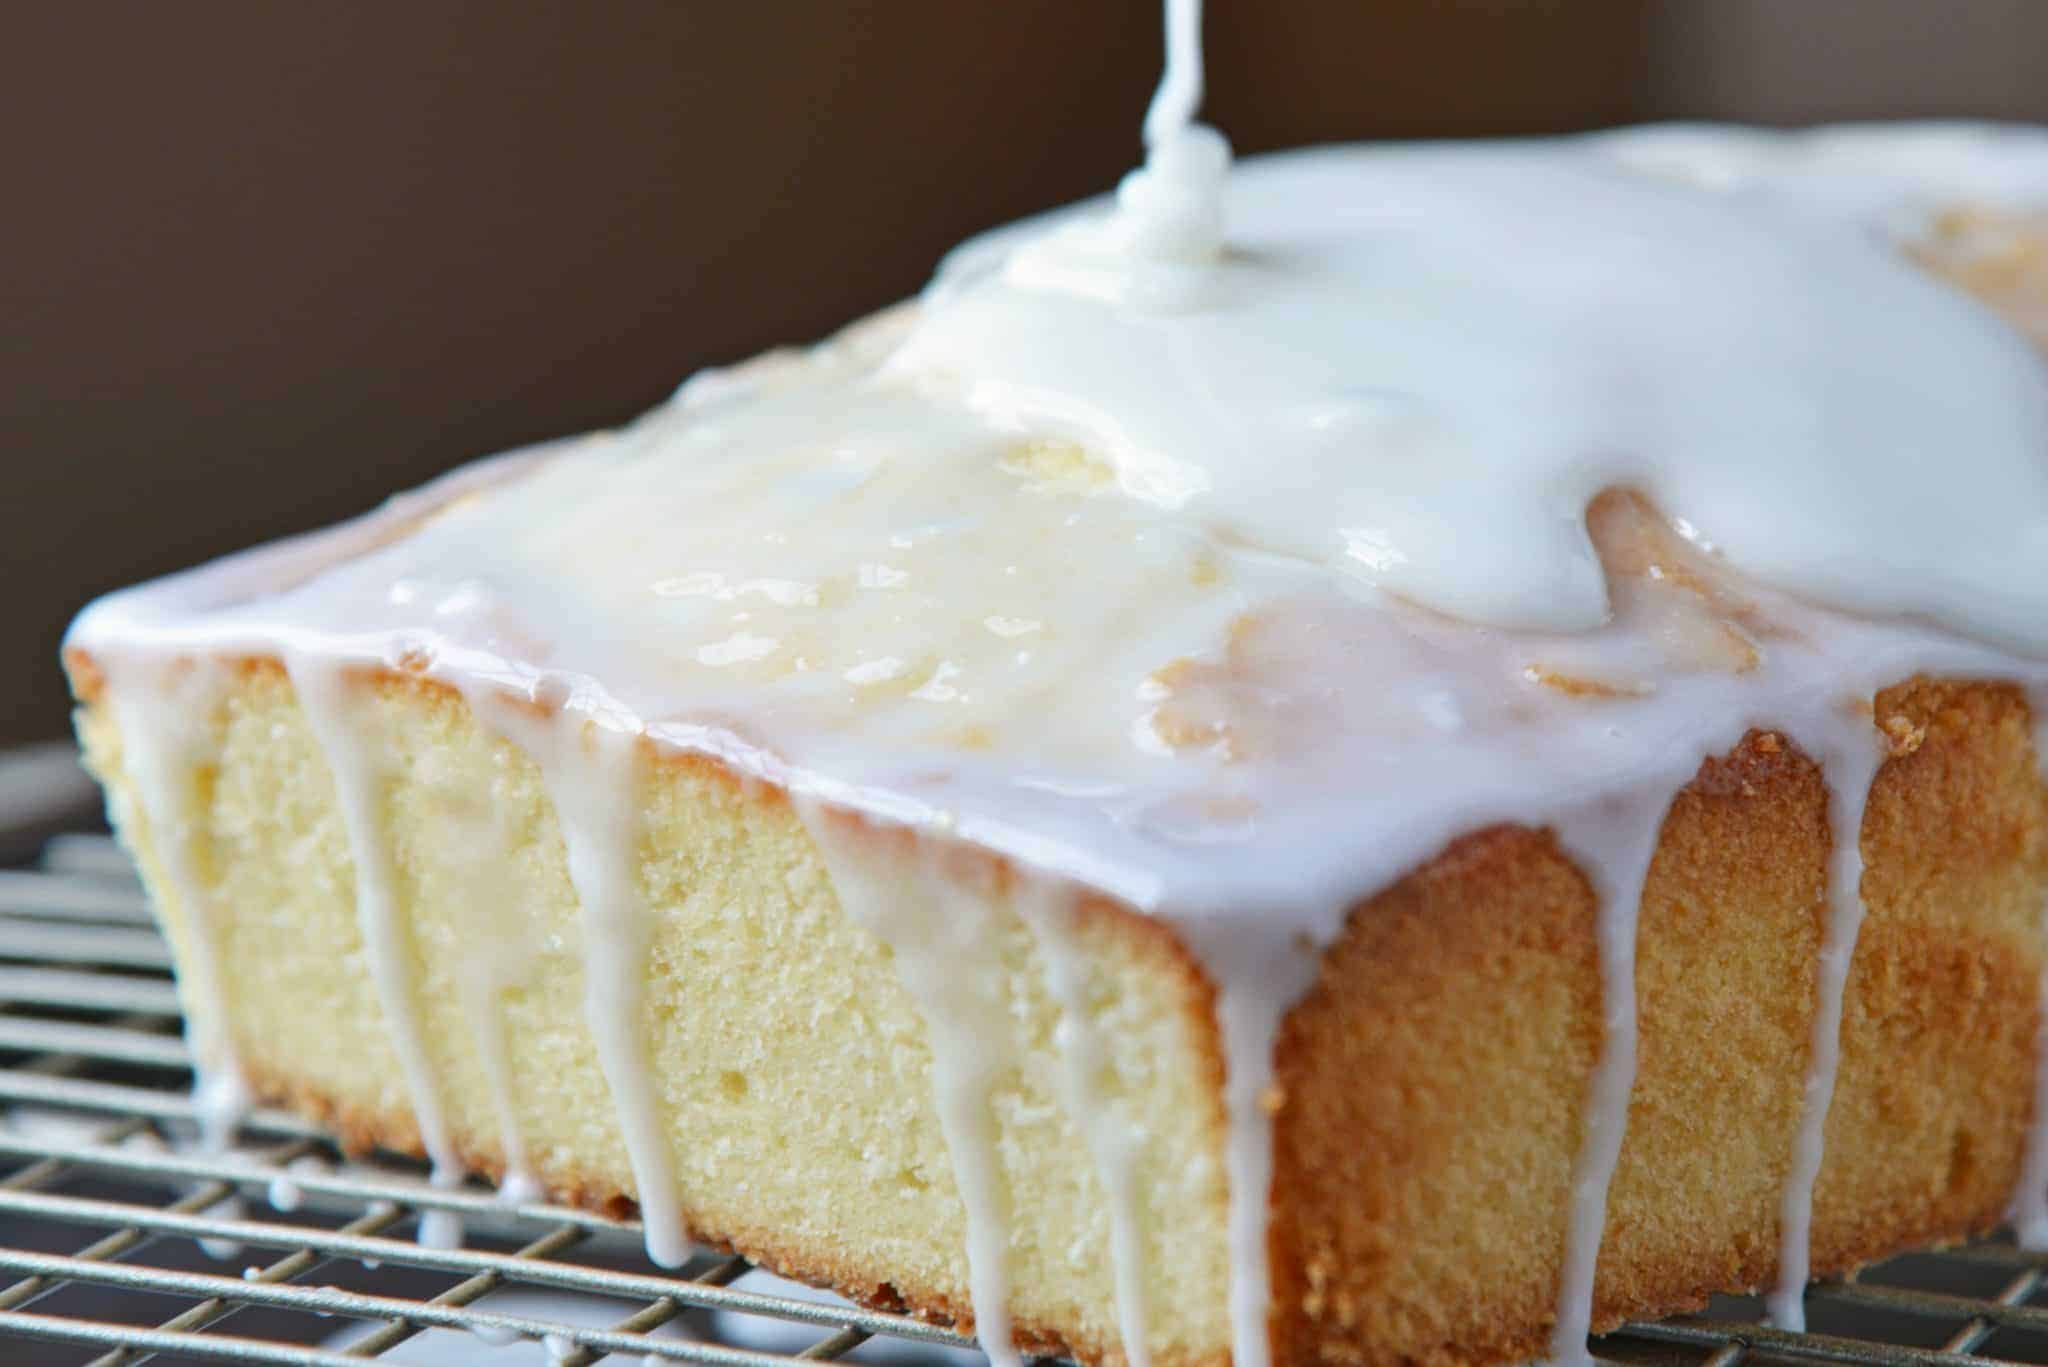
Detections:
1766,725,1886,1330
481,687,693,1269
100,656,249,1151
1016,878,1154,1367
287,651,467,1250
799,803,1028,1367
1547,788,1675,1367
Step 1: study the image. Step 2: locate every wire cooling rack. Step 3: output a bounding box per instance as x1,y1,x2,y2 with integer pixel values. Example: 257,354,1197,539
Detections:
6,830,2048,1365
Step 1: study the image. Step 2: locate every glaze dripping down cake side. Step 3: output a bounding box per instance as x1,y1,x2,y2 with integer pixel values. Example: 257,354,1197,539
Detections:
63,116,2048,1367
1269,684,2046,1364
65,657,2048,1366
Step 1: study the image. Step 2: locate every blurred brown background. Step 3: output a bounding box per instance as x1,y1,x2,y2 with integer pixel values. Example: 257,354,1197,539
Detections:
6,1,2046,746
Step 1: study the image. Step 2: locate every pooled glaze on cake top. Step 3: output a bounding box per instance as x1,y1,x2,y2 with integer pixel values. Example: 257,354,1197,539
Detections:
898,127,2048,647
73,118,2048,917
66,12,2048,1365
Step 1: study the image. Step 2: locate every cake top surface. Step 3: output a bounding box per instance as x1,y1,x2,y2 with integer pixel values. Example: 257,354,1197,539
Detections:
72,121,2048,925
902,125,2048,644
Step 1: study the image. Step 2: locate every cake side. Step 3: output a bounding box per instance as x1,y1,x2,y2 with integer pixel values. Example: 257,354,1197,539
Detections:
1269,679,2048,1366
69,652,1238,1367
1813,680,2046,1268
68,651,2048,1367
1271,822,1605,1367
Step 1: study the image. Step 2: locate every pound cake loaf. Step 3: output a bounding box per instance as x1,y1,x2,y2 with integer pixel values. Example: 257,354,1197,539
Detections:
59,26,2048,1367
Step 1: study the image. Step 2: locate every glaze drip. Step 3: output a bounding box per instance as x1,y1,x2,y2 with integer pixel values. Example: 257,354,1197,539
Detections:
1768,723,1887,1330
1204,946,1301,1367
288,652,468,1248
1143,0,1203,152
1017,879,1153,1367
102,658,247,1148
1547,788,1676,1367
482,688,690,1268
798,803,1025,1367
441,778,545,1209
466,936,541,1211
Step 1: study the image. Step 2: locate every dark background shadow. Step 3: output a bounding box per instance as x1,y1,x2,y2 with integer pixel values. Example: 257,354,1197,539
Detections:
7,0,2046,745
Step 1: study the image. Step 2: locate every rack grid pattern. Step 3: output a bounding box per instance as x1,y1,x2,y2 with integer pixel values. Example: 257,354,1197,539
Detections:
4,831,2048,1365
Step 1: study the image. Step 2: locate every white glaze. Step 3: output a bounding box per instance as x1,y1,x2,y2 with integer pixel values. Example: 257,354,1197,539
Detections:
100,657,250,1149
287,651,467,1250
288,649,543,1217
798,801,1024,1367
1767,723,1886,1330
896,140,2048,650
65,54,2048,1367
438,780,545,1210
497,1167,543,1208
478,686,690,1269
1016,879,1152,1367
1197,933,1300,1367
1145,0,1203,152
196,1194,244,1263
1547,786,1679,1367
267,1156,326,1215
416,1195,464,1251
470,958,540,1211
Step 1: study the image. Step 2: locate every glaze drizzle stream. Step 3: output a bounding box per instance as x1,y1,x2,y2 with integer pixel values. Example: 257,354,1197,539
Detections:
484,688,690,1268
450,797,544,1208
1767,722,1886,1331
798,804,1025,1367
288,652,466,1247
1144,0,1203,152
1018,879,1153,1367
101,659,248,1148
1547,788,1676,1367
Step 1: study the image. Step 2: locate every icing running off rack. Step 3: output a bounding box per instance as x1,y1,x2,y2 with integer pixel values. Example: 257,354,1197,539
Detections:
60,2,2048,1366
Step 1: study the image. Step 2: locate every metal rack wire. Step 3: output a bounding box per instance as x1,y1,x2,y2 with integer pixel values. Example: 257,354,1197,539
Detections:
5,831,2048,1365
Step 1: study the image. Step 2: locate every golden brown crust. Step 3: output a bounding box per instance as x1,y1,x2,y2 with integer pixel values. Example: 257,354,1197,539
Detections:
62,646,105,705
1809,680,2046,1274
1268,683,2046,1366
1588,727,1828,1323
1270,824,1601,1367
